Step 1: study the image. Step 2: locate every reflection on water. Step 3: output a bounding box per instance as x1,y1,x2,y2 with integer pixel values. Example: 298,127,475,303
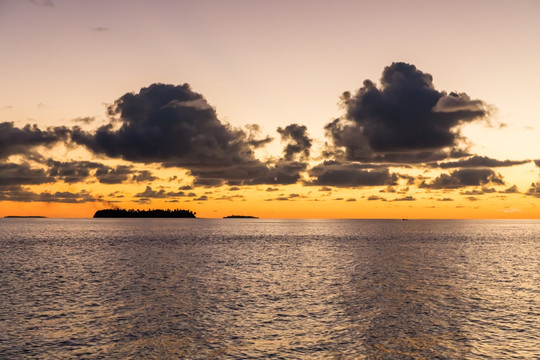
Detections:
0,219,539,358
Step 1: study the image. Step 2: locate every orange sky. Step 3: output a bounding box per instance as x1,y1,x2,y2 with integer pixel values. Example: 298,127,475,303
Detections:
0,0,538,218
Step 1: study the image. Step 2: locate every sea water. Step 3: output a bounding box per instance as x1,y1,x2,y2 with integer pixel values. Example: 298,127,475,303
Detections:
1,218,539,359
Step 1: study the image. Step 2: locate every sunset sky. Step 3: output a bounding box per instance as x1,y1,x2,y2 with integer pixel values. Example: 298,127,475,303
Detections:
1,0,539,218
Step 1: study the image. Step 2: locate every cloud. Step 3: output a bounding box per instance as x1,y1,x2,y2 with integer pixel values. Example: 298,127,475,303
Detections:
71,83,256,166
0,186,98,203
500,185,519,194
367,195,387,201
135,185,187,198
324,62,488,163
71,117,96,124
526,182,540,198
535,160,540,167
95,165,135,184
245,124,273,148
46,159,157,184
307,160,398,187
46,159,103,183
0,122,69,159
435,156,530,168
420,169,504,189
277,124,312,161
132,170,157,183
70,83,295,185
391,195,416,201
92,27,109,32
0,162,52,186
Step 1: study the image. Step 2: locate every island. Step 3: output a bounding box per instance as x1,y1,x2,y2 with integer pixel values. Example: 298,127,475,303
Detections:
4,216,47,218
223,215,259,219
93,208,196,218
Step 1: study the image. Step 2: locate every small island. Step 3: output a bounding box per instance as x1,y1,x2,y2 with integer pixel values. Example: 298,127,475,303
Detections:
223,215,259,219
4,216,47,218
93,208,196,218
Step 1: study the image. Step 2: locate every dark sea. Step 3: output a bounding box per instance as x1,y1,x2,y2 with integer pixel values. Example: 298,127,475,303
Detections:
1,218,539,359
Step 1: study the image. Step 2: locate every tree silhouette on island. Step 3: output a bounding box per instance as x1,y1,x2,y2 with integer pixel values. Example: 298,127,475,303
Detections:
93,208,196,218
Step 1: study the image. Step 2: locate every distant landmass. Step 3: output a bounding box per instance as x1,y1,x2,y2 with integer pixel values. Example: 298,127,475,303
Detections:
93,208,196,218
4,216,46,218
223,215,259,219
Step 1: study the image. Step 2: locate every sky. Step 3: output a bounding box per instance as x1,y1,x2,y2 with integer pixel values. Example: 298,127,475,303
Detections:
0,0,539,218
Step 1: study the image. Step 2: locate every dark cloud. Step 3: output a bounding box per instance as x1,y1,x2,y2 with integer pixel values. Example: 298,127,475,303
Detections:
367,195,386,201
132,170,157,183
70,83,303,185
71,117,96,124
0,122,69,159
420,169,504,189
391,196,416,201
500,185,519,194
526,182,539,198
46,159,156,184
92,27,109,32
245,124,273,148
135,186,187,198
0,186,97,203
71,83,257,167
324,62,488,163
47,159,102,183
307,160,398,187
435,156,530,169
95,165,134,184
0,162,52,186
437,198,454,201
534,160,540,167
277,124,312,161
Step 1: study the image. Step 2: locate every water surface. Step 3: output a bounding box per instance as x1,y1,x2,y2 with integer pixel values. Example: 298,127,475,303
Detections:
1,219,538,358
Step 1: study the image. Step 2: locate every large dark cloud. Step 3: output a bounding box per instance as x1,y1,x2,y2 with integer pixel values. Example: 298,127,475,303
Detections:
71,83,257,167
435,156,530,169
534,160,540,167
69,83,307,186
0,122,69,159
277,124,312,161
325,62,488,163
307,160,398,187
420,169,504,189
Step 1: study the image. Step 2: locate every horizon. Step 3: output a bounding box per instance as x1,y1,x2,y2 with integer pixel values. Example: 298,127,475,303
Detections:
1,0,539,218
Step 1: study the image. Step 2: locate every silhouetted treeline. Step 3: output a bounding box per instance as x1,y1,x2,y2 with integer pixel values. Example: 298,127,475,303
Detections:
93,208,196,218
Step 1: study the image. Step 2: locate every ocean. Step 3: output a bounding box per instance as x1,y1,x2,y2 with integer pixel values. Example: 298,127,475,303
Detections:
1,218,538,359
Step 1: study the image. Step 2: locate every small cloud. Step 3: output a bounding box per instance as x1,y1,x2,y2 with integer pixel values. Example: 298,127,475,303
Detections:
266,187,279,192
318,186,332,192
72,117,96,124
437,197,454,201
367,195,386,201
92,27,109,32
392,196,416,201
346,198,356,201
